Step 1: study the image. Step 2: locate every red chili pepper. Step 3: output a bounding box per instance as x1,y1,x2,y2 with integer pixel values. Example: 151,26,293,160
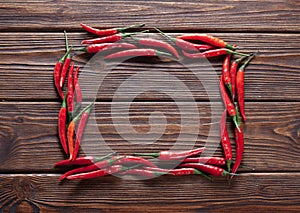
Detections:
231,126,244,179
58,93,68,154
137,38,179,58
59,155,123,180
80,23,145,37
67,102,94,160
230,55,249,100
53,47,72,99
104,48,172,60
66,165,124,180
182,157,226,166
192,43,214,51
54,153,115,167
113,156,157,168
81,30,148,45
220,109,232,171
67,63,75,117
236,54,256,122
59,31,71,88
76,43,137,53
220,76,240,131
155,28,199,51
72,105,93,161
73,66,82,105
144,167,211,180
222,54,232,95
177,34,235,50
182,48,249,59
179,163,230,176
134,147,205,160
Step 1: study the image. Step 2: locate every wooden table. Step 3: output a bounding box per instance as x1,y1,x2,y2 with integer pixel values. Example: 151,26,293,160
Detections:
0,1,299,212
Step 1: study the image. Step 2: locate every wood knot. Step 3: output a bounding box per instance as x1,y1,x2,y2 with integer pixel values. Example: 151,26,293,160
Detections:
12,178,37,200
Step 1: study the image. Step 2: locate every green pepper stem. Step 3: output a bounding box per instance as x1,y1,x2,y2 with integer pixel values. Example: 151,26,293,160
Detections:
155,28,176,43
117,23,145,32
194,169,212,181
226,160,232,173
155,50,172,57
239,51,257,71
94,153,116,162
73,47,87,52
226,49,250,57
232,115,241,132
59,45,73,63
64,30,69,52
133,153,159,158
72,101,94,122
121,30,149,38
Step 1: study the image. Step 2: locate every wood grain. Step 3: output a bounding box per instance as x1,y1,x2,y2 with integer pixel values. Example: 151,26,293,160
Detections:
0,102,299,172
0,0,299,32
0,33,299,101
0,173,300,212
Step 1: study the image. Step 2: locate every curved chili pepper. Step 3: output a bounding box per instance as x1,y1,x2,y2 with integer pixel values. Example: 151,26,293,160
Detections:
76,43,137,53
53,47,73,99
66,165,124,180
59,31,71,88
58,92,68,154
134,147,205,160
104,48,172,60
137,38,179,58
80,23,145,37
55,153,115,167
182,156,226,166
177,34,235,50
113,156,157,168
222,54,232,95
59,155,123,180
231,126,244,179
67,63,75,119
155,28,198,51
81,30,148,45
182,48,249,59
236,54,256,122
72,105,93,161
230,55,249,100
220,109,232,171
179,163,230,176
73,66,82,106
67,102,94,160
220,76,240,131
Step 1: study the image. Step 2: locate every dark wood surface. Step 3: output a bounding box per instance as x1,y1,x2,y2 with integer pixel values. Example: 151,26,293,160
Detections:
0,1,300,212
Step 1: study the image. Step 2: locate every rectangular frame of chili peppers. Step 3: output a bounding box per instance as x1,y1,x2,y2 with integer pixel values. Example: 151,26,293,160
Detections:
53,23,256,181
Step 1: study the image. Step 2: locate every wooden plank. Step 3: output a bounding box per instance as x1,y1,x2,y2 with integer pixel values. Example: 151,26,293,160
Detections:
0,102,299,172
0,32,299,101
0,173,300,212
0,1,299,32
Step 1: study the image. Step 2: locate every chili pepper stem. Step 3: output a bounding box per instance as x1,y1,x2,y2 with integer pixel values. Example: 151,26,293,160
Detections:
226,83,232,97
59,46,73,63
116,23,145,32
121,30,149,39
194,169,212,181
155,50,172,57
133,153,159,158
155,28,175,43
232,116,241,132
227,49,250,57
64,30,69,52
226,160,232,172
